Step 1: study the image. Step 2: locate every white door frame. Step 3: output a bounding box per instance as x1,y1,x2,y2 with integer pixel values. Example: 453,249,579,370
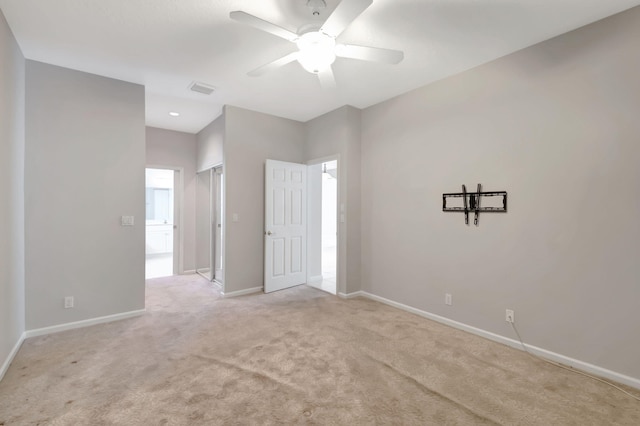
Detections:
147,165,184,274
306,155,341,295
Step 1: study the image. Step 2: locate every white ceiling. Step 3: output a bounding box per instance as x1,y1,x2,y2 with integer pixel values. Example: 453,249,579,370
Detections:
1,0,639,134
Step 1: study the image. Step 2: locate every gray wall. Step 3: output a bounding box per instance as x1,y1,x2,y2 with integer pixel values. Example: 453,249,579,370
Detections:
146,127,198,272
194,105,363,295
306,106,362,294
196,114,224,173
25,61,146,329
361,7,640,379
224,105,305,293
0,8,25,375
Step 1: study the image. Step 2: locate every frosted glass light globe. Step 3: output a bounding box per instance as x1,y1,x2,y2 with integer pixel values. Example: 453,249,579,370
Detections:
296,31,336,74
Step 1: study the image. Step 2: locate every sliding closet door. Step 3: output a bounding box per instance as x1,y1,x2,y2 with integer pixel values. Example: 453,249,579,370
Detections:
195,170,212,279
213,168,224,283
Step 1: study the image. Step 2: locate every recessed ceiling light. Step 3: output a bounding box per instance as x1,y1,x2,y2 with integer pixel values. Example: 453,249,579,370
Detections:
169,111,180,117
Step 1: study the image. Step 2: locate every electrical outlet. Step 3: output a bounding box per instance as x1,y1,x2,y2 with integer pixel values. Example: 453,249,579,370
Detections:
64,296,74,309
506,309,514,323
445,293,452,306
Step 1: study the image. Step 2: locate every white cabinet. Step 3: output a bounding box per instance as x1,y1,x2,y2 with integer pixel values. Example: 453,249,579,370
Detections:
146,224,173,254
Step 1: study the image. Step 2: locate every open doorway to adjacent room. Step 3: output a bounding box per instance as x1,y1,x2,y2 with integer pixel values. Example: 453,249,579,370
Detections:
145,168,179,279
320,160,338,293
307,158,338,295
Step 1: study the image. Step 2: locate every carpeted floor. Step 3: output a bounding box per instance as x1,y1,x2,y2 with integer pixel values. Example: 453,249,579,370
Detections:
1,274,638,425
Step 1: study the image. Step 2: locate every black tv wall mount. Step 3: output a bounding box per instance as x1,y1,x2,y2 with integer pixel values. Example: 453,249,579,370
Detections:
442,184,507,226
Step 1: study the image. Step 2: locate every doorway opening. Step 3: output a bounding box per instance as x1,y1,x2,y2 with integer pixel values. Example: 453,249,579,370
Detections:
320,160,338,294
306,158,338,295
145,168,175,279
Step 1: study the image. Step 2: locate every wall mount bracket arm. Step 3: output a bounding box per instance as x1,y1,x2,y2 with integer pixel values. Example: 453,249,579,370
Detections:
442,184,507,226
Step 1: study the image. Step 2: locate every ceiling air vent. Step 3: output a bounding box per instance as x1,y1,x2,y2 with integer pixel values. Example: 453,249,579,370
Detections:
189,81,215,95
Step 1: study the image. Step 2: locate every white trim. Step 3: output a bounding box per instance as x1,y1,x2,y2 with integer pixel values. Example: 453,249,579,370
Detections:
358,291,640,390
222,286,263,298
306,154,341,166
24,309,146,339
338,291,363,299
197,161,223,175
181,269,196,275
0,332,26,382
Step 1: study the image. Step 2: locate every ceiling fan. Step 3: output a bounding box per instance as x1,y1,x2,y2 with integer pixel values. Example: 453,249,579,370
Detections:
230,0,404,89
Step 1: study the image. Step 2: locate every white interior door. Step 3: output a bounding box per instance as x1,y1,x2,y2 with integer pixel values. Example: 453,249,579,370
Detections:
265,159,307,293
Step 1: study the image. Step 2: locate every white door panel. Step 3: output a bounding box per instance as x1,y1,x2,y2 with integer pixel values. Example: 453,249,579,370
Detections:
265,159,307,293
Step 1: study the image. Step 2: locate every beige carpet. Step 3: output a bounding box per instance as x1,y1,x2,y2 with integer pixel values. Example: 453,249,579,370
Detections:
1,274,638,425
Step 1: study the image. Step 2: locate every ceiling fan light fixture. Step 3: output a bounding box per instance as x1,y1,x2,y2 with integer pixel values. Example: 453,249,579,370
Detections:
296,31,336,74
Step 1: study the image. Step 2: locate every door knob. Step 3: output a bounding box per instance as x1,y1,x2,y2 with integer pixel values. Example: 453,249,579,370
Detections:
265,231,272,236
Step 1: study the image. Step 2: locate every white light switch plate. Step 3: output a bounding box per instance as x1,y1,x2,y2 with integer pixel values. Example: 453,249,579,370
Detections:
121,215,134,226
64,296,74,309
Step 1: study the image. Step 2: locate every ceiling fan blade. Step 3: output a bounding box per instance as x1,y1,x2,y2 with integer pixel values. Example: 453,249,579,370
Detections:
335,44,404,64
317,66,337,90
230,11,299,42
248,52,300,77
320,0,373,38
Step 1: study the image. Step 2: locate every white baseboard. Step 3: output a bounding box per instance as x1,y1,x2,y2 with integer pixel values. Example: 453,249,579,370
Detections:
222,286,263,298
25,309,146,339
181,269,196,275
358,291,640,391
0,332,26,382
338,291,364,299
